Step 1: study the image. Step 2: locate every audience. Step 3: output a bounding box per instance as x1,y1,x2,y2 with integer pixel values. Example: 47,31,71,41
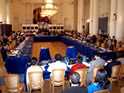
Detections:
47,54,67,78
106,54,121,78
87,69,111,93
62,72,88,93
87,52,105,83
68,55,87,79
116,51,124,64
26,57,43,91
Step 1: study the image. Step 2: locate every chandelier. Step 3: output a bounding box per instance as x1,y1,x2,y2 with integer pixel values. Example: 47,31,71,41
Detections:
41,0,58,17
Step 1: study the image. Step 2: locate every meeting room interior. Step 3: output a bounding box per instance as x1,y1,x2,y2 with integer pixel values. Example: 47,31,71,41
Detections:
0,0,124,93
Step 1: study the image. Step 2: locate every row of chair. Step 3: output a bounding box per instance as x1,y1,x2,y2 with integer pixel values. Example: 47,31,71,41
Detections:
2,64,124,93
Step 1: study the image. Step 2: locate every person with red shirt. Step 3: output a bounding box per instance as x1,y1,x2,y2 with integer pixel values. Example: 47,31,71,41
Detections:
68,55,87,79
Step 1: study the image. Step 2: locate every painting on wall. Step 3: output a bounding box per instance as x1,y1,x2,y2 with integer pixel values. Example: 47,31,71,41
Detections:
33,8,51,24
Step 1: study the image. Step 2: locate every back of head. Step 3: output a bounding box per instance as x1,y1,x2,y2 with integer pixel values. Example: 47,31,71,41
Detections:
95,52,100,57
118,50,124,57
109,54,116,61
55,54,62,61
31,57,37,65
76,55,83,63
95,69,110,89
70,72,80,84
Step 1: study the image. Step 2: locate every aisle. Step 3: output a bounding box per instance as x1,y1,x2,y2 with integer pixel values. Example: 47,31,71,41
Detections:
32,41,69,58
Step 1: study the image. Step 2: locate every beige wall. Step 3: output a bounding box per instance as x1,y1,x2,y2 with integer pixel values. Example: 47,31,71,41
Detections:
0,0,7,23
5,0,111,32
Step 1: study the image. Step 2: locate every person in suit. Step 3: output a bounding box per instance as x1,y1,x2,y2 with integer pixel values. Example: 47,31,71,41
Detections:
2,35,9,45
106,54,121,78
87,69,111,93
62,72,88,93
87,52,106,83
0,44,9,61
112,36,117,47
105,39,114,50
68,55,87,79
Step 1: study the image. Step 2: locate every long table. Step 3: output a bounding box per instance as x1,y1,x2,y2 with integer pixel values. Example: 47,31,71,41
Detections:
5,36,117,74
34,36,60,42
5,37,34,74
61,36,117,60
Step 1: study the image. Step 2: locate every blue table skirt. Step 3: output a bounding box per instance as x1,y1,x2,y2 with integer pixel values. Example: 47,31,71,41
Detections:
5,56,30,74
66,47,78,59
34,36,60,42
39,48,51,61
61,37,117,60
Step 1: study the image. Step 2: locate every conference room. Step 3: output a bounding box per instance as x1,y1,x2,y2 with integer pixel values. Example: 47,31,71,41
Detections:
0,0,124,93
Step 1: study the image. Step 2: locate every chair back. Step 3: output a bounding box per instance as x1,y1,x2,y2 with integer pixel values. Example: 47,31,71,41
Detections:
28,71,43,89
120,65,124,79
111,65,121,80
4,74,19,92
52,69,65,84
94,89,110,93
75,68,88,86
121,87,124,93
91,66,104,82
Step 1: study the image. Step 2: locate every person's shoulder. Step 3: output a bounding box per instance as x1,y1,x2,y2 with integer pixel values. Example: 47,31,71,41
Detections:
63,87,88,93
79,86,88,91
62,88,71,93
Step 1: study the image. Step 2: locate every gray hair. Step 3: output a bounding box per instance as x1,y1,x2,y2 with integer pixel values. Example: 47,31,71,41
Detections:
70,72,80,84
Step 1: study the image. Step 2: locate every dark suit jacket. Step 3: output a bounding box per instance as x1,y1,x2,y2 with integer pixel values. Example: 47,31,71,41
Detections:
1,48,8,61
106,61,121,78
106,43,114,50
62,86,88,93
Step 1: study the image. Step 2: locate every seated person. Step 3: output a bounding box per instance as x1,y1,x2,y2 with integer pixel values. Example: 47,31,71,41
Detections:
26,57,43,91
62,72,88,93
87,52,105,83
106,54,121,78
47,54,67,78
116,50,124,64
112,36,117,47
87,69,111,93
68,55,87,79
0,44,9,61
105,39,114,50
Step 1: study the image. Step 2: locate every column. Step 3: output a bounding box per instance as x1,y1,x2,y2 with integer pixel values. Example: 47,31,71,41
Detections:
92,0,98,35
77,0,84,33
109,0,118,37
6,0,12,24
89,0,93,35
0,0,7,23
31,3,34,24
116,0,124,41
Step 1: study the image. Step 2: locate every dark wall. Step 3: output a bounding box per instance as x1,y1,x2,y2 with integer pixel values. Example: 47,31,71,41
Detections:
0,24,12,36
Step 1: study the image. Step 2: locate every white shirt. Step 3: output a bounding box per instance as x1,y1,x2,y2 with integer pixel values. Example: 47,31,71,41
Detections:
26,65,43,91
47,61,67,72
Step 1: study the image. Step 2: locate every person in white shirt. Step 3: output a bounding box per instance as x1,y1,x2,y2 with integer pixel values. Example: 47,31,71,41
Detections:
47,54,67,78
26,57,43,92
